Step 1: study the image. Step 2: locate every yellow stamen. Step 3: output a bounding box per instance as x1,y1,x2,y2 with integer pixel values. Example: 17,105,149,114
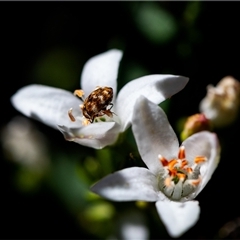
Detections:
178,146,186,159
177,173,186,180
168,159,178,170
82,118,90,126
158,154,168,166
181,159,188,168
74,89,85,98
194,156,207,164
190,178,201,186
169,169,177,177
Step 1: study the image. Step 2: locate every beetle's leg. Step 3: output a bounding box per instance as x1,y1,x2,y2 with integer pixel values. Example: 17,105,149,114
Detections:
101,109,113,118
108,103,114,110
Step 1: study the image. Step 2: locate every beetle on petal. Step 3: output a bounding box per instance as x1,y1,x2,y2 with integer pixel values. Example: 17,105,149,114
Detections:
71,86,114,125
11,49,189,149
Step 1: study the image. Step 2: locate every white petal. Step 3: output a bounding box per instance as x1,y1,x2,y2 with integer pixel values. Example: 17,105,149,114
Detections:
80,49,123,97
115,74,189,131
155,200,200,238
58,121,121,149
182,131,220,197
132,96,179,175
11,84,82,129
91,167,159,202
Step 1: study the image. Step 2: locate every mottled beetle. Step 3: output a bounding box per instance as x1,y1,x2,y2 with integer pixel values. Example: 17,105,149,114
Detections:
71,86,114,124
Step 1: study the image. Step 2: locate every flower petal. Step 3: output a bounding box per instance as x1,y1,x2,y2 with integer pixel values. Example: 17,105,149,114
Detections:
116,74,189,131
182,131,220,197
11,84,82,129
80,49,123,97
91,167,160,202
58,121,121,149
132,96,179,175
155,200,200,238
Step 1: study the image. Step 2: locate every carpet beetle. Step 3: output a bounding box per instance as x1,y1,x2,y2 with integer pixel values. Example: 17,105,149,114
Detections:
75,86,114,124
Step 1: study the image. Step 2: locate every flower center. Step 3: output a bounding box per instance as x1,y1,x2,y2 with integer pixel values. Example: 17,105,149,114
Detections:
68,87,115,125
158,146,206,201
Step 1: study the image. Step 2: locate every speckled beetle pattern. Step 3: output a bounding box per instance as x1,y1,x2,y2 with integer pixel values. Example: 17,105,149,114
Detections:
81,87,114,123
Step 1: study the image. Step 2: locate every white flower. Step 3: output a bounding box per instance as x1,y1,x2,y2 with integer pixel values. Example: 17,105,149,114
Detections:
91,96,220,237
11,49,188,149
1,116,50,171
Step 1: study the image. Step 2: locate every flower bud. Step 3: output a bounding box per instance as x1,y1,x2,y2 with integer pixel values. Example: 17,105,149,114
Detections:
199,76,240,128
181,113,211,141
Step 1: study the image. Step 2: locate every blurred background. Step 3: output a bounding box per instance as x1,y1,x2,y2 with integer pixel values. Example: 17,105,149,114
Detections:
1,1,240,239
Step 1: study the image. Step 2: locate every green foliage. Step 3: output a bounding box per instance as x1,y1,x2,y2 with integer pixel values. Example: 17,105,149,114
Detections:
133,2,177,45
30,47,82,90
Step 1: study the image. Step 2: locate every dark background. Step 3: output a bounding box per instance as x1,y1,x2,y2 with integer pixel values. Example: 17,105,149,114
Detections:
1,2,240,239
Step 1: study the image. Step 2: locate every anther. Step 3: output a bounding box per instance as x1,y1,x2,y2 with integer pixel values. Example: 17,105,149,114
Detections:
178,146,186,159
186,167,193,173
158,154,169,166
74,89,85,99
68,108,75,122
189,178,201,186
194,156,207,164
168,168,177,177
82,118,90,126
176,173,186,180
168,159,178,170
181,159,188,168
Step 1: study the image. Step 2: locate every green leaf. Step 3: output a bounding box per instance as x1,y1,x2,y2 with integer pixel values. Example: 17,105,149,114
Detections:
134,2,177,45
